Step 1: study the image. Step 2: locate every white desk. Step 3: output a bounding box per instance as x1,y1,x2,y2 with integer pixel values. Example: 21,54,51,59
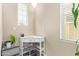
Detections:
20,35,45,56
1,46,20,56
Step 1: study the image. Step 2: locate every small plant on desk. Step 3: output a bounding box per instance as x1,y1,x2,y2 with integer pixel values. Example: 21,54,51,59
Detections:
9,34,17,46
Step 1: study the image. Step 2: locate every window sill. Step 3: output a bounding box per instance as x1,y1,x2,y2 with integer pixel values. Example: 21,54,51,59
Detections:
60,38,78,44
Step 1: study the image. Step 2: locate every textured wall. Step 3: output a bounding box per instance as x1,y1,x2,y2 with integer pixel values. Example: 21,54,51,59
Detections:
35,3,76,56
2,3,35,43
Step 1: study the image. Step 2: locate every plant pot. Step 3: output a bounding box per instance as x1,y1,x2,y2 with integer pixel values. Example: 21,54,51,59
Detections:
6,42,11,48
11,43,15,47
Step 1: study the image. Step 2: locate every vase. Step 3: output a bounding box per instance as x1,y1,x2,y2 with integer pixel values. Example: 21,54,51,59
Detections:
6,42,11,48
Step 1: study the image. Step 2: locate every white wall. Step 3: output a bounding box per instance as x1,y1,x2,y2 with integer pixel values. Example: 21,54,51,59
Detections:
2,3,35,43
1,3,76,56
35,3,76,56
0,4,2,56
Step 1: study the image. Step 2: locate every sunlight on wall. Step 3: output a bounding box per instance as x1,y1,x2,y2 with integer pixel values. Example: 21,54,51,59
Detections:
18,3,28,26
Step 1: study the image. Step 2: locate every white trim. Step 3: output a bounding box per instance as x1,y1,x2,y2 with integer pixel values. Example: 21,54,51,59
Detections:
60,3,64,40
0,4,2,56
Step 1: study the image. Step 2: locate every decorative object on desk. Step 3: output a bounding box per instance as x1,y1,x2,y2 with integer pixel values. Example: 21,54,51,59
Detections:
75,39,79,56
9,34,17,46
72,3,79,28
2,41,12,48
21,33,24,37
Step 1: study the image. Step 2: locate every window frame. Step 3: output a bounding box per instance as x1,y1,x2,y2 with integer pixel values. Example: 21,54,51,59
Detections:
60,3,79,42
17,3,28,26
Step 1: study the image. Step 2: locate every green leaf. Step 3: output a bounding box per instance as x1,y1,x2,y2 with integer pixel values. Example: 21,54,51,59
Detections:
72,3,75,18
74,17,77,28
75,52,79,56
75,39,79,56
9,34,17,44
72,3,79,28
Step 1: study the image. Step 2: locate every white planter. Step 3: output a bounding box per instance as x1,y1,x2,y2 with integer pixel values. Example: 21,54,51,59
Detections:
6,42,11,48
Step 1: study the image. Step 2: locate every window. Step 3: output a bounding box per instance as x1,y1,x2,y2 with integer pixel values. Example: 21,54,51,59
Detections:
18,3,28,26
60,3,79,41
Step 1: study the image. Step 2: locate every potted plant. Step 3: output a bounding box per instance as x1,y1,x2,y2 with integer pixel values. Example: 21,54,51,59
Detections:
72,3,79,56
72,3,79,28
9,34,17,46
